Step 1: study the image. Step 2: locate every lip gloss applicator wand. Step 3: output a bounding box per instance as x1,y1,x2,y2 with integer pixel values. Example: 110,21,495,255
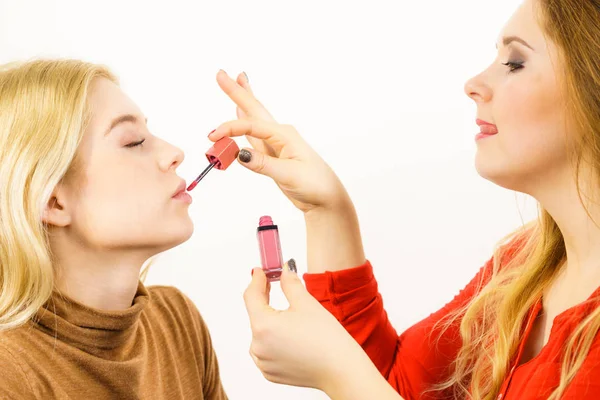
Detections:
187,137,240,191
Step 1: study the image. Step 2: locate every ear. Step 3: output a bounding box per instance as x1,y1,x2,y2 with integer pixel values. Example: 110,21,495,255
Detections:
42,184,72,227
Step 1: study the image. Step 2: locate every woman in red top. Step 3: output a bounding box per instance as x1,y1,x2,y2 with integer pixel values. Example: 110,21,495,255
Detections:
211,0,600,398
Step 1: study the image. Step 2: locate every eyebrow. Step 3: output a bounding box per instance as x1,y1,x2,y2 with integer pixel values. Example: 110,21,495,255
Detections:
496,36,534,51
104,114,148,136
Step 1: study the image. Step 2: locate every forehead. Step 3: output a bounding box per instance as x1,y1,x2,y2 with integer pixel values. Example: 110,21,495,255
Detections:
498,0,545,49
87,78,142,125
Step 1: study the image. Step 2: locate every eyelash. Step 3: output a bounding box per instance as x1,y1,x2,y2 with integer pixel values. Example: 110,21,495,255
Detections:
125,139,145,148
502,61,524,73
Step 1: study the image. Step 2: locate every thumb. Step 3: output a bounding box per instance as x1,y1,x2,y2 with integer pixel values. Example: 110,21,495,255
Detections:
280,259,309,306
237,147,294,185
243,267,272,320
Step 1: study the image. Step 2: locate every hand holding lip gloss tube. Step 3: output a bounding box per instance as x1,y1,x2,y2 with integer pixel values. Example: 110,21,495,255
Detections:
243,258,398,398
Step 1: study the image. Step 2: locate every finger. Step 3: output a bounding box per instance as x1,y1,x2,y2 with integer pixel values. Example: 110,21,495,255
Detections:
235,73,250,120
235,72,262,146
236,104,247,120
231,71,278,157
279,259,310,307
209,119,298,155
236,147,297,185
244,268,273,320
235,110,270,154
217,70,274,121
235,71,275,123
237,72,254,95
228,118,277,159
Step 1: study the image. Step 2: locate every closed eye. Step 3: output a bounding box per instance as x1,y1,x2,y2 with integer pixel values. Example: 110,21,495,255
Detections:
125,139,146,148
501,61,524,72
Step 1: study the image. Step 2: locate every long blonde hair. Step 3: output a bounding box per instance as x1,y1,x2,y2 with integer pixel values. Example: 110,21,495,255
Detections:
0,59,118,331
437,1,600,398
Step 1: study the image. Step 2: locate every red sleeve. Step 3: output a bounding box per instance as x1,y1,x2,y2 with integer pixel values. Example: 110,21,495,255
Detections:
304,259,494,400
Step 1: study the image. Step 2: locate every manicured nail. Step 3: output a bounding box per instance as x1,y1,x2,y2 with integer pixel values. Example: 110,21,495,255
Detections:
243,71,249,83
287,259,297,274
208,129,216,138
238,149,252,163
251,269,255,276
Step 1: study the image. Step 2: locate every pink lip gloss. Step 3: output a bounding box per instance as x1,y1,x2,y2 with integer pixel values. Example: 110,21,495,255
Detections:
257,216,284,282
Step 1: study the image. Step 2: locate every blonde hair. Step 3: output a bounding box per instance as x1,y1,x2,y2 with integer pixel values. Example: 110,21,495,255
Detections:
436,1,600,398
0,59,118,331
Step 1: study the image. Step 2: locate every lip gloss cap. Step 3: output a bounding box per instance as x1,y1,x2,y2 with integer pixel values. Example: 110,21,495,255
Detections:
206,137,240,170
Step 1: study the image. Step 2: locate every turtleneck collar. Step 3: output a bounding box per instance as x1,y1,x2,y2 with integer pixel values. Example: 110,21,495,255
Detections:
33,280,149,353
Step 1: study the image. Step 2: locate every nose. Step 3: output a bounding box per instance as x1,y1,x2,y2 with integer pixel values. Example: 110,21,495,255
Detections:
464,72,492,104
158,141,185,172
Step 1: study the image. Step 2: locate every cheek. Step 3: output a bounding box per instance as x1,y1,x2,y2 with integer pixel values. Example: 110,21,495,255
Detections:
76,173,149,239
476,77,569,190
71,160,180,247
86,163,144,209
501,81,566,161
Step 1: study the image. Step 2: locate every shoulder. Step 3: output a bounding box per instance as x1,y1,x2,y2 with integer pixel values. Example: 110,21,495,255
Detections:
142,285,218,368
497,227,531,264
0,336,24,368
147,284,197,310
144,285,209,333
457,230,532,301
485,227,532,280
561,342,600,397
0,334,36,397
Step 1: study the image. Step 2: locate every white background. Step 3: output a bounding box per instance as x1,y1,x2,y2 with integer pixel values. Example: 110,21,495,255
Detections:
0,1,534,398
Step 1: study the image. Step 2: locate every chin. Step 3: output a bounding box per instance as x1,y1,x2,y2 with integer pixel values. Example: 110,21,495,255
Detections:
474,156,529,193
149,218,195,254
171,218,195,245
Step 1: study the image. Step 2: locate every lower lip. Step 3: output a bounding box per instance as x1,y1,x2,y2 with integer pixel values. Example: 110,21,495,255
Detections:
475,132,497,141
172,192,193,204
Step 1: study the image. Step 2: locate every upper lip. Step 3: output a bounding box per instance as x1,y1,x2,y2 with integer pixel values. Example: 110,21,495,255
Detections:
476,118,496,127
172,180,187,197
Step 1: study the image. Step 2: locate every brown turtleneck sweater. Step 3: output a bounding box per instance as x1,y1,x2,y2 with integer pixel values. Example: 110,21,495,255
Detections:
0,282,227,399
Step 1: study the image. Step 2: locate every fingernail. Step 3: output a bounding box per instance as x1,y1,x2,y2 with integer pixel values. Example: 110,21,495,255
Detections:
251,269,255,276
238,149,252,163
243,71,249,83
208,129,216,138
287,259,297,274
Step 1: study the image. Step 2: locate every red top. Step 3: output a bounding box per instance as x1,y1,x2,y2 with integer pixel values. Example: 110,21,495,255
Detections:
304,257,600,399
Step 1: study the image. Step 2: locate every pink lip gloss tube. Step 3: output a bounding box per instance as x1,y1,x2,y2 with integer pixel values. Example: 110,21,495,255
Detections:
257,216,284,282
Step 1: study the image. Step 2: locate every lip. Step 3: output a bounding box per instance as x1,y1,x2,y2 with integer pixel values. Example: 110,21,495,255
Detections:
476,118,494,126
172,180,187,198
475,132,496,141
475,118,498,137
172,179,193,204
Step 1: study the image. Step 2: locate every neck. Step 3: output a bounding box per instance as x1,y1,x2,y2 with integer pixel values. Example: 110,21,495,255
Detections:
533,167,600,277
50,236,152,311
